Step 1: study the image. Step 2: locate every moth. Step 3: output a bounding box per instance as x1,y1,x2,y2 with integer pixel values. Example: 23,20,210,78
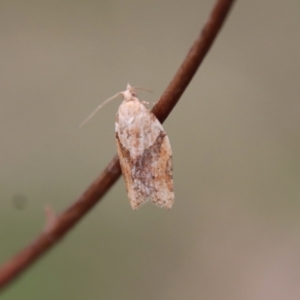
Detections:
81,84,174,209
116,84,174,209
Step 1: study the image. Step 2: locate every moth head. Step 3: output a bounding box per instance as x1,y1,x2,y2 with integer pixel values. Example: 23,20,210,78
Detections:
123,84,152,101
122,83,137,101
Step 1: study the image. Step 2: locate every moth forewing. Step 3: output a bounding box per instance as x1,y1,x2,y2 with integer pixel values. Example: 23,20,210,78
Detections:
116,85,174,209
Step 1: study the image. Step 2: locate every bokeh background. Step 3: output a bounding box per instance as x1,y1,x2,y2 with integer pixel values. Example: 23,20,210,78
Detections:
1,0,300,299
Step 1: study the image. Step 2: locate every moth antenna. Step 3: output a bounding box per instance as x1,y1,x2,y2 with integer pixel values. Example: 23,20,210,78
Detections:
79,92,122,127
132,86,153,93
126,83,152,95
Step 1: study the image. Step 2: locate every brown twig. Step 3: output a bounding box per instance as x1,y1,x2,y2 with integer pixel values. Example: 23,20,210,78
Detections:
0,0,236,290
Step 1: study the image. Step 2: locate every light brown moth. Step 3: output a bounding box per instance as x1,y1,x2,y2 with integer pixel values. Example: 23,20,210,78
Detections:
81,84,174,209
116,84,174,209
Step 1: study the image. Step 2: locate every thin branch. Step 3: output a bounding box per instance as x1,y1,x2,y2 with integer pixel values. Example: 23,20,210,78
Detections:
0,0,236,290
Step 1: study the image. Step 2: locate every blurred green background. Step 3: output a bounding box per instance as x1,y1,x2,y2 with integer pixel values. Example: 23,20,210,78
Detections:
1,0,300,299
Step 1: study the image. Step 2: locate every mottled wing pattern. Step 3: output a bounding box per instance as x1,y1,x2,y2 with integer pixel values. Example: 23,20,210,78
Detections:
116,98,174,209
147,131,174,208
116,135,140,208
